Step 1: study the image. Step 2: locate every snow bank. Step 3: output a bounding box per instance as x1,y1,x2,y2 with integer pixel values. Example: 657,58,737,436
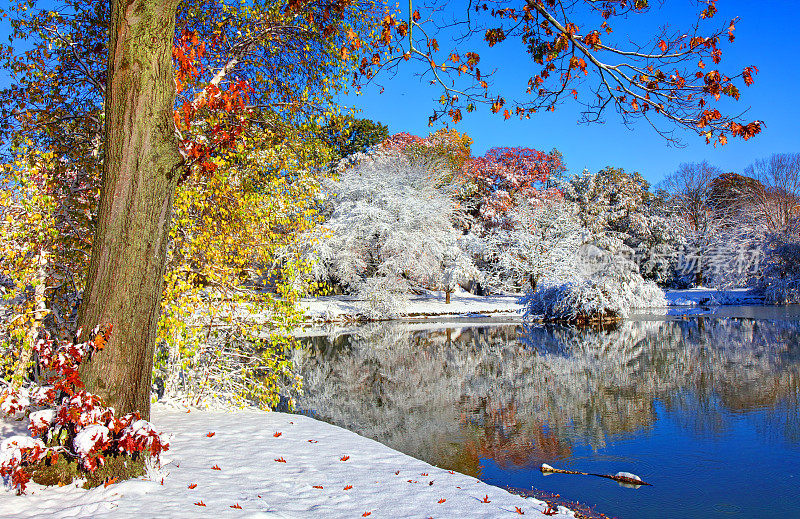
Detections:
299,290,524,323
1,405,573,518
664,288,765,307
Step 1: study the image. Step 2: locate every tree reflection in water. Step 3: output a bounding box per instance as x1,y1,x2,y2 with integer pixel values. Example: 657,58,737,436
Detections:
295,318,800,479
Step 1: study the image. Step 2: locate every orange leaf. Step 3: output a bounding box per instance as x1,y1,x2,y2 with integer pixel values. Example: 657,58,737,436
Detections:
206,432,215,437
275,457,286,463
481,495,491,503
515,506,525,514
104,477,118,488
340,455,350,461
274,432,282,437
230,504,242,509
211,464,221,470
188,483,198,489
195,501,206,507
362,513,371,517
438,498,446,504
344,485,353,490
503,109,511,120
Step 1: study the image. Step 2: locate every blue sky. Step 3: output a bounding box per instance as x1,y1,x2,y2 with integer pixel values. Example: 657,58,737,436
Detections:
1,1,796,186
341,1,800,186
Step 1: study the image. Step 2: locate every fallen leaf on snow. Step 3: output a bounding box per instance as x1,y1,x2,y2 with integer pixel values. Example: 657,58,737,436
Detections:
104,477,118,488
438,498,446,504
515,506,525,515
188,484,198,489
211,464,221,470
230,504,242,509
206,432,215,437
481,495,491,503
274,432,282,437
340,455,350,461
312,485,323,489
343,485,353,490
194,501,206,507
275,457,286,463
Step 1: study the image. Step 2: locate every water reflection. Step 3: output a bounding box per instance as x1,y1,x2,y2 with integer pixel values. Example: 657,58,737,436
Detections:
294,317,800,518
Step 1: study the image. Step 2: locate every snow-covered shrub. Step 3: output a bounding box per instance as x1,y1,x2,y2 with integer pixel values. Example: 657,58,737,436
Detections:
521,248,666,322
0,328,168,493
758,240,800,304
301,151,477,306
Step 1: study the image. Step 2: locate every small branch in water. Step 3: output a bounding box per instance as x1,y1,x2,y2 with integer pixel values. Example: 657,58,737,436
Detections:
540,463,652,487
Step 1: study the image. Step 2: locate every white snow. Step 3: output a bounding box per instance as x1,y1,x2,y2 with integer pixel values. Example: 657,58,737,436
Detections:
1,405,573,518
299,290,524,323
664,288,765,307
73,425,110,457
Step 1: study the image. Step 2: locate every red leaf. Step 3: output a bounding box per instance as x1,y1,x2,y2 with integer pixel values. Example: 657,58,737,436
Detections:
206,432,215,437
211,464,221,470
340,455,350,461
230,504,242,509
307,439,318,443
362,513,371,517
312,485,323,489
188,483,198,489
481,495,491,503
344,485,353,490
195,501,206,507
515,506,525,515
275,457,286,463
274,432,282,437
438,498,446,504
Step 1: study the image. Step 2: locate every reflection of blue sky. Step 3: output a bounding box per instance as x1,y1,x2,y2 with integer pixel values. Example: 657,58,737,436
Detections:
482,399,800,519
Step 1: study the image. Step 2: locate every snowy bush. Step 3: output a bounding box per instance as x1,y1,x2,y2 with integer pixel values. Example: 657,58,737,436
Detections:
0,328,168,493
758,240,800,304
521,249,666,322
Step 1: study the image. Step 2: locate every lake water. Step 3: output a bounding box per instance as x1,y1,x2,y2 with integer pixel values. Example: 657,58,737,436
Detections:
295,309,800,518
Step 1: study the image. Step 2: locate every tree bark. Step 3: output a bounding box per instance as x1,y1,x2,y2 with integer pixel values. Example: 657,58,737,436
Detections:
78,0,182,420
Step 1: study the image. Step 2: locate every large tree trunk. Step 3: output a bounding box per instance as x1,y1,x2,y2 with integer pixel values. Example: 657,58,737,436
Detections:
78,0,181,420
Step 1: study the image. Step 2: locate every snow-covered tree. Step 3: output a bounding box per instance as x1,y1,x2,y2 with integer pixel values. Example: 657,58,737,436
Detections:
302,150,477,314
479,197,585,292
566,167,681,286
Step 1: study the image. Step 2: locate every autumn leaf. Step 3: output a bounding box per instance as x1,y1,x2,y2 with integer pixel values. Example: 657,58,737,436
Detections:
343,485,353,490
188,483,198,489
103,477,118,488
515,507,525,515
273,432,282,437
206,432,215,437
312,485,323,489
275,457,286,463
438,498,446,504
211,464,221,470
194,501,206,507
230,503,242,509
481,495,491,503
658,40,667,53
421,473,428,476
340,455,350,461
362,513,371,517
308,439,318,443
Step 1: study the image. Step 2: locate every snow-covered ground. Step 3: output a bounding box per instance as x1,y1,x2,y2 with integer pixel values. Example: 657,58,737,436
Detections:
1,405,573,518
299,290,524,323
299,287,774,324
664,287,765,307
